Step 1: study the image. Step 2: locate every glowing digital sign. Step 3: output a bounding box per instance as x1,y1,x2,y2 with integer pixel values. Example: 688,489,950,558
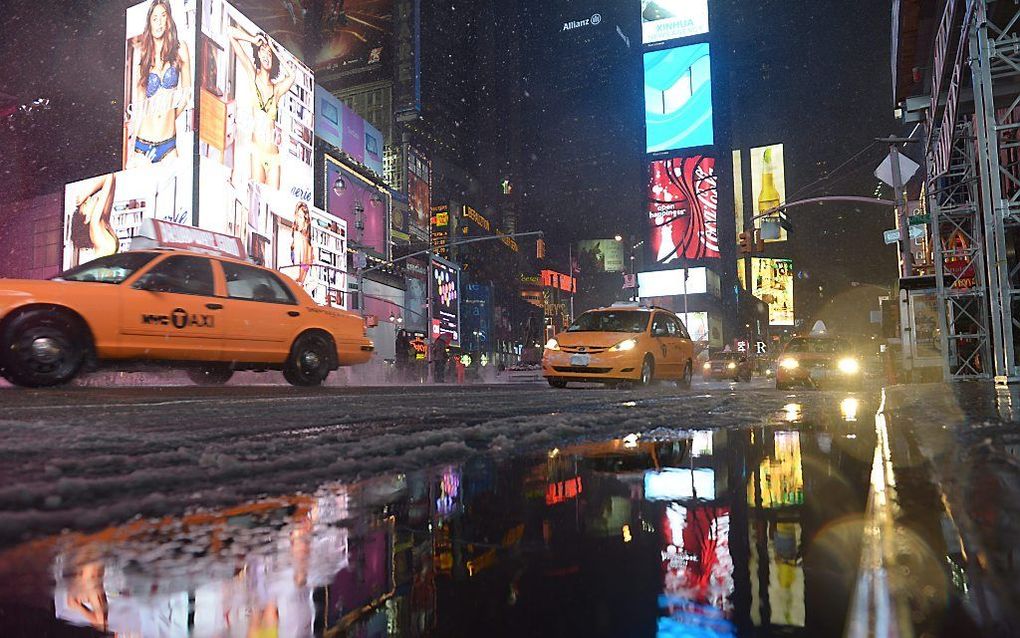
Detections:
747,258,794,326
641,0,709,44
431,256,460,346
648,155,719,262
750,144,788,242
644,43,713,153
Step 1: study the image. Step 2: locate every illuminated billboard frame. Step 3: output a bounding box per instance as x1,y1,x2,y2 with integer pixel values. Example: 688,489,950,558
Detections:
648,155,719,262
749,257,794,326
749,143,788,242
578,239,626,273
431,256,461,346
325,156,389,259
638,267,719,298
641,0,709,45
644,43,713,153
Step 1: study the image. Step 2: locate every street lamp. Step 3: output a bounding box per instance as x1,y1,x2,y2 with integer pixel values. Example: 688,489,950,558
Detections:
332,175,347,196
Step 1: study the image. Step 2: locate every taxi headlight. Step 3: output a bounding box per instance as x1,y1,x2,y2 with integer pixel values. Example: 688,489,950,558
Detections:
727,362,737,370
609,338,638,352
837,357,860,374
544,338,560,351
780,357,800,370
703,362,711,370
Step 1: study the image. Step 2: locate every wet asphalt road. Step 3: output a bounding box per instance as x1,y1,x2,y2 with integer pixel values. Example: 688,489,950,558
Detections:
0,378,880,637
0,380,1013,636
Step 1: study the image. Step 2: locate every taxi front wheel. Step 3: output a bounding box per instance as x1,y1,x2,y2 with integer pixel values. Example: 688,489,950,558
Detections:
284,333,333,387
1,309,85,387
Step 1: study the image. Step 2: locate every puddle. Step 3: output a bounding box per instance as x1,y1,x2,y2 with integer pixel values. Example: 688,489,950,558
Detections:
0,397,876,636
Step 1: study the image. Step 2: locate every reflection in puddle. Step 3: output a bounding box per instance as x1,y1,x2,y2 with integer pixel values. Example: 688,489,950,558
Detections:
0,400,875,637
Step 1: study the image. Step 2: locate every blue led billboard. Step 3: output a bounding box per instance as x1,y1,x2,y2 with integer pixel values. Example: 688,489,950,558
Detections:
644,43,713,153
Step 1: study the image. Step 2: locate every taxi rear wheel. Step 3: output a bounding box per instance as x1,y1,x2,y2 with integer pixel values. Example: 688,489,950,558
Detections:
284,333,333,387
1,310,85,387
186,365,234,386
677,362,693,389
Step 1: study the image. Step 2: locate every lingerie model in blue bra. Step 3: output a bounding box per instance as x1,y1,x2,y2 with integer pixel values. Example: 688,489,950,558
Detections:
134,65,181,163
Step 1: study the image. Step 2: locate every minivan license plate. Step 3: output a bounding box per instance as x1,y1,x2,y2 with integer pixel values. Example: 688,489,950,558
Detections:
570,354,591,367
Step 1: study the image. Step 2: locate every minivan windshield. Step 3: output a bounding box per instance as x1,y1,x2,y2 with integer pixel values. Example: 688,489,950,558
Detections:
785,338,850,354
567,311,649,333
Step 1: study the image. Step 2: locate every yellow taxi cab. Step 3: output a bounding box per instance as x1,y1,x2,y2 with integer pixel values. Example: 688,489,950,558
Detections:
0,224,373,388
542,303,695,389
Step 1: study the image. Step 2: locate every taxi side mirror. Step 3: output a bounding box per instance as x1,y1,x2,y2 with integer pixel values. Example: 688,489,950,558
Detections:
652,326,668,337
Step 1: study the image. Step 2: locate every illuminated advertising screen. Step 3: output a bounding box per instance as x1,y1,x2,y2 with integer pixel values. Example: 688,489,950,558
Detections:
122,0,197,170
648,156,719,262
644,43,713,153
638,267,709,297
196,0,315,268
276,206,349,309
317,0,393,80
578,239,626,273
749,258,794,326
677,312,708,342
326,156,388,258
431,205,450,257
314,85,385,178
732,149,745,242
541,270,576,293
641,0,709,44
63,164,191,269
431,257,460,346
750,144,788,242
407,148,431,241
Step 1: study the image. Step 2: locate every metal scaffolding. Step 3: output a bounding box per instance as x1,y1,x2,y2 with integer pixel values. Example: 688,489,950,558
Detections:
923,0,1020,381
928,121,991,378
970,0,1020,381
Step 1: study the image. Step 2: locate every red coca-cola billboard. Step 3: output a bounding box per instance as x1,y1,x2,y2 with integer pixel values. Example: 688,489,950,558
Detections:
648,156,720,262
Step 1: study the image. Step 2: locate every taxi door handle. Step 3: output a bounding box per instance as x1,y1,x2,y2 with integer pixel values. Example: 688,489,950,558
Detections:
206,303,223,310
288,311,301,317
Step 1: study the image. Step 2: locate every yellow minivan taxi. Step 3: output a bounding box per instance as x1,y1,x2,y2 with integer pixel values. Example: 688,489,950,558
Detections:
542,304,695,388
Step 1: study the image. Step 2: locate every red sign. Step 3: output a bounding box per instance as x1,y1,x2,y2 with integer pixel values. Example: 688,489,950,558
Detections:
541,269,576,293
648,156,719,262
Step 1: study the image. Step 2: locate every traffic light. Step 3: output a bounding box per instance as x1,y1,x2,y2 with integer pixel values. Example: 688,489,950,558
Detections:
738,231,752,255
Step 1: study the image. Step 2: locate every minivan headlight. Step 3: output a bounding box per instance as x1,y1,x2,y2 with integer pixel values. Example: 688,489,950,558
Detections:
609,338,638,352
837,357,860,374
780,357,799,370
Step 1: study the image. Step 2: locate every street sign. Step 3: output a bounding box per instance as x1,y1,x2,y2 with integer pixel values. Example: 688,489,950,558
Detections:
884,226,924,244
623,273,637,289
875,153,920,187
908,214,930,226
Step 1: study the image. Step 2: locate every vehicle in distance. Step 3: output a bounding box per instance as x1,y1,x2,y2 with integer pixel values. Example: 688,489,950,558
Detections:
542,304,694,389
0,250,374,387
702,351,753,382
775,335,861,390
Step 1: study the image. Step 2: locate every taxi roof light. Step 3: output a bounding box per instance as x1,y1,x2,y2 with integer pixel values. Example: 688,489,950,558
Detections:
131,219,249,261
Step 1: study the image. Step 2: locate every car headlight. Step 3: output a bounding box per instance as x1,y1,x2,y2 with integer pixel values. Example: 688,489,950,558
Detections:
609,338,638,352
703,362,711,370
727,362,737,370
780,357,799,370
837,357,860,374
544,338,560,351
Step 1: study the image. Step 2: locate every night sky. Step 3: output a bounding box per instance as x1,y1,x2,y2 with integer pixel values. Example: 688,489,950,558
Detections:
0,0,900,318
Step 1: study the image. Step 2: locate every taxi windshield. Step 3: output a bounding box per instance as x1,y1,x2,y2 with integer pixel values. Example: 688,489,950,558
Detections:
567,311,649,333
55,252,158,285
785,338,850,354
